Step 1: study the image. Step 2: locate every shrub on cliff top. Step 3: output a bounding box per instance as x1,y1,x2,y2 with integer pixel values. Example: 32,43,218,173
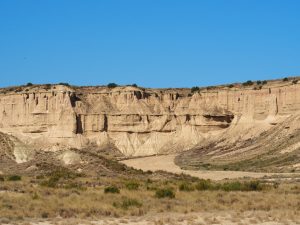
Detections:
242,80,253,86
107,83,118,88
58,82,70,86
191,86,199,93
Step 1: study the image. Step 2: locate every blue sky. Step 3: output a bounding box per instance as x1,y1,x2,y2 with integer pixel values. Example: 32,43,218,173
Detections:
1,0,300,88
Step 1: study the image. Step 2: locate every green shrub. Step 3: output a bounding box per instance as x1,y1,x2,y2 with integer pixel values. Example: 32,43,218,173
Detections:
26,82,33,86
0,176,4,182
262,80,267,84
7,175,21,181
292,80,298,84
283,77,288,82
242,80,253,86
58,82,70,86
155,188,175,198
40,168,80,188
256,80,262,85
125,181,139,190
113,198,142,210
221,181,243,191
40,176,60,188
179,182,194,192
195,179,213,191
131,83,138,87
228,84,234,88
194,180,264,192
220,180,263,191
191,86,199,93
244,180,263,191
104,186,120,194
107,83,118,88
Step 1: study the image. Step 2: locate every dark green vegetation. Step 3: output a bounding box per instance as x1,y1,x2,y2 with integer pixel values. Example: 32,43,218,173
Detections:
113,197,142,210
242,80,254,86
191,86,199,93
104,186,120,194
7,175,21,181
107,83,118,88
179,180,265,192
155,188,175,198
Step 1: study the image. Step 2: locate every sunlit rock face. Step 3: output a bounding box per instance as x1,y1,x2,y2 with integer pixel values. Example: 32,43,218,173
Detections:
0,80,299,156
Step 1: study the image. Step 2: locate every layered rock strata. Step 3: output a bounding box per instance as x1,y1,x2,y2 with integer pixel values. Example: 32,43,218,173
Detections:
0,80,299,156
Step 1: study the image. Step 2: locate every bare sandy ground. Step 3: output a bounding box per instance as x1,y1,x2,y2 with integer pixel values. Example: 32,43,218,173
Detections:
121,154,298,180
6,211,299,225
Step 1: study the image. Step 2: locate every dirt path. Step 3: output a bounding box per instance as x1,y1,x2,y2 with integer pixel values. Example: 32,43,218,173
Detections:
9,211,299,225
121,154,296,180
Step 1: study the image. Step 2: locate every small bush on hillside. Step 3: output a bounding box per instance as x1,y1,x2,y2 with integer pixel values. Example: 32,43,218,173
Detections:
242,80,253,86
155,188,175,198
107,83,118,88
0,176,4,182
7,175,21,181
228,84,234,88
125,181,139,190
191,86,199,93
26,82,33,86
104,186,120,194
221,181,243,191
195,179,214,191
194,179,265,192
244,180,263,191
113,198,142,210
256,80,262,85
131,83,138,87
283,77,288,81
262,80,267,84
292,80,298,84
40,168,80,188
179,182,194,192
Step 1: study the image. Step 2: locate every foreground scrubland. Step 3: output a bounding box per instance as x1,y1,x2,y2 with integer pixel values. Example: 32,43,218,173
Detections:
0,168,299,224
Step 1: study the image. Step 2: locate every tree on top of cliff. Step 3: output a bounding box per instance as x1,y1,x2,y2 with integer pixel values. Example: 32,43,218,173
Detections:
242,80,253,86
191,86,199,93
58,82,70,86
107,83,118,88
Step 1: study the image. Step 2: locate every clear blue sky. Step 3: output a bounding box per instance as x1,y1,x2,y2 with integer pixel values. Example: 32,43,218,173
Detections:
1,0,300,88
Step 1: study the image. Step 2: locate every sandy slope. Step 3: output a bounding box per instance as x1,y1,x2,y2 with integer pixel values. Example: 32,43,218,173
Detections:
121,154,298,180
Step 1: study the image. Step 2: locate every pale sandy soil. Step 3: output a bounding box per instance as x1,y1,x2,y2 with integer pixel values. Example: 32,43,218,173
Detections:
121,154,298,180
6,211,299,225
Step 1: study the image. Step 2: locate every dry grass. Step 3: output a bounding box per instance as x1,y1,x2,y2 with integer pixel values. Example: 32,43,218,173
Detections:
0,174,299,224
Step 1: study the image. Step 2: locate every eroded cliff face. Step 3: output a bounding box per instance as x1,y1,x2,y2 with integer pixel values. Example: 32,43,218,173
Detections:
1,80,300,157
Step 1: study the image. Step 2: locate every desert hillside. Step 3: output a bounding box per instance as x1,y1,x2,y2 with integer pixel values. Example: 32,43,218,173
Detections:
1,78,300,225
0,77,300,172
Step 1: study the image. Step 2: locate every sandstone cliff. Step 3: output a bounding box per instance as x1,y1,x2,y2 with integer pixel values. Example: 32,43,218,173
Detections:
1,78,300,160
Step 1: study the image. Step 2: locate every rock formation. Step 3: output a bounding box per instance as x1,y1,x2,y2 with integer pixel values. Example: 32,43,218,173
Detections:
0,78,300,159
